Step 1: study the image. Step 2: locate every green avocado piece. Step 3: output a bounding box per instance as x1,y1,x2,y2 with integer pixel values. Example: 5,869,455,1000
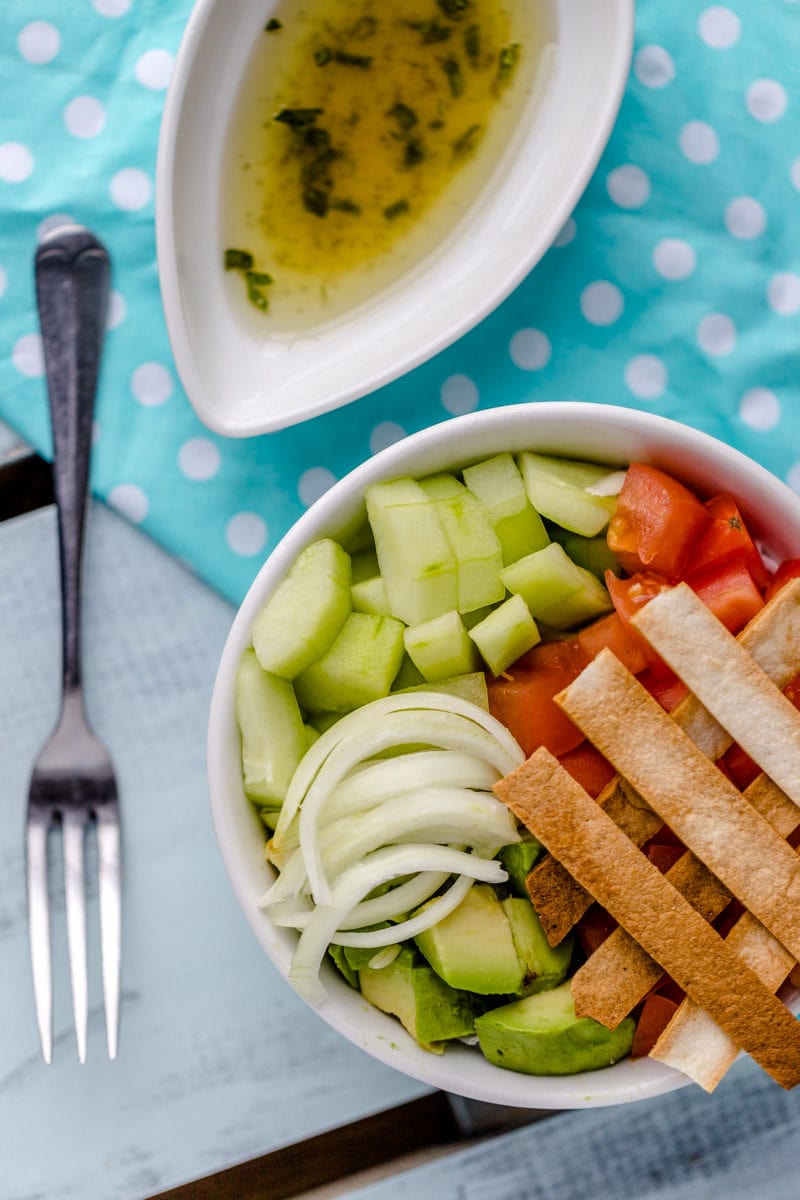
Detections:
497,837,543,897
502,897,573,994
414,883,524,995
475,980,635,1075
327,944,359,988
359,946,483,1051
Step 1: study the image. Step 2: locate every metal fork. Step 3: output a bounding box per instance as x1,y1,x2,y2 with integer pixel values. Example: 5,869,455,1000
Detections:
26,224,121,1064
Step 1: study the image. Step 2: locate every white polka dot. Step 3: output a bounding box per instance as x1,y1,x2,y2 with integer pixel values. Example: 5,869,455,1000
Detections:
697,312,737,356
12,333,43,377
37,212,74,241
724,196,767,240
131,362,173,407
18,20,60,64
552,217,576,248
178,437,221,481
226,512,267,557
740,387,781,431
0,142,34,183
652,238,696,281
369,422,406,455
606,164,651,210
134,48,174,90
509,328,551,371
108,483,148,524
791,157,800,191
298,467,337,507
106,290,127,329
624,354,668,400
92,0,131,15
579,281,624,327
0,266,6,298
679,120,720,164
698,6,741,48
110,167,152,211
64,95,106,139
746,79,788,123
767,272,800,315
440,374,479,415
633,44,675,89
788,462,800,495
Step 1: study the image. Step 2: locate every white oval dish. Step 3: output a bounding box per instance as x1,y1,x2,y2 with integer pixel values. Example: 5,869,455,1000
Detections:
208,401,800,1108
156,2,634,437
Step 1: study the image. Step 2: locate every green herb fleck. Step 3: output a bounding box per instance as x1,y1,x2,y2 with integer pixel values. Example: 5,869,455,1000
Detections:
429,118,445,130
387,102,418,131
437,0,471,19
349,16,378,40
333,50,373,69
463,23,480,64
274,107,324,128
404,137,425,167
405,19,451,44
224,248,254,271
247,280,270,310
330,197,361,215
383,199,410,220
440,57,464,97
246,269,274,287
496,42,521,86
452,123,482,156
264,17,282,32
314,46,333,65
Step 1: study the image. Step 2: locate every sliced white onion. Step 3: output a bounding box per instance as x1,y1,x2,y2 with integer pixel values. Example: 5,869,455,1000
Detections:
336,870,449,930
329,873,476,948
367,945,402,970
585,469,627,497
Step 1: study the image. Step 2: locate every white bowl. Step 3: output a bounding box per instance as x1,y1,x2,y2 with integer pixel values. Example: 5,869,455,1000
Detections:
208,401,800,1109
156,1,633,436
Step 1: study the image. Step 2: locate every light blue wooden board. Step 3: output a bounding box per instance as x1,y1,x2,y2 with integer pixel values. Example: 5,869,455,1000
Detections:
0,503,427,1200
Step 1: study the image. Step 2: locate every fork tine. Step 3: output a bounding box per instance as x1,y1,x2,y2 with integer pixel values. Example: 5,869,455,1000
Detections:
96,807,121,1060
26,810,53,1065
62,809,89,1064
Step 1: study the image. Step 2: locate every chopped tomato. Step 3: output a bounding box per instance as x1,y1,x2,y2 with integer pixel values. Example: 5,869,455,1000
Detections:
558,742,616,798
765,558,800,603
639,668,689,712
631,994,679,1059
647,843,685,874
606,463,711,579
687,494,770,588
487,639,588,757
785,675,800,710
648,823,684,848
576,904,618,956
719,742,760,791
687,559,764,633
604,570,673,672
653,976,685,1005
577,611,649,675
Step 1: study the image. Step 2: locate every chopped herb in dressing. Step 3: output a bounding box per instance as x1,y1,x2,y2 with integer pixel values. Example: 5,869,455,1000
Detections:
224,249,274,311
496,41,521,86
265,17,283,31
384,199,410,220
437,0,472,19
224,248,254,271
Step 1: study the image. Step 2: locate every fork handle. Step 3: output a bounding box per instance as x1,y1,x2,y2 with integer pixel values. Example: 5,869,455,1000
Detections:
35,225,110,695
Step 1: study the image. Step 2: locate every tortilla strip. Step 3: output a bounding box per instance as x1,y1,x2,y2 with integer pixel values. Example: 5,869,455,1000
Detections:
571,773,799,1029
526,579,800,945
494,748,800,1089
559,649,800,962
635,582,800,807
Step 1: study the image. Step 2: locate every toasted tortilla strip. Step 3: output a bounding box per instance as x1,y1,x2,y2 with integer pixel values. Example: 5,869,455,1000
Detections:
635,582,800,807
526,579,800,945
559,649,800,963
572,773,798,1029
494,749,800,1089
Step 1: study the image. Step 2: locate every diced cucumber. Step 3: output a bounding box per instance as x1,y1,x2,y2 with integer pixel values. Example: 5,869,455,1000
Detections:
351,574,393,616
351,548,380,583
420,473,505,613
294,611,406,712
500,542,612,630
550,527,622,579
391,653,427,690
309,710,342,734
366,477,458,625
404,610,481,682
303,723,321,749
398,671,490,711
251,538,351,679
235,649,306,804
463,453,550,565
468,593,541,676
519,452,618,536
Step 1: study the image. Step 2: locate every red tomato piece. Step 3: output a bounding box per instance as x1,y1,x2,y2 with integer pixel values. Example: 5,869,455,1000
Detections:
577,611,649,675
718,742,760,791
686,559,764,633
576,904,618,956
638,668,689,712
647,843,685,874
606,463,711,579
654,976,686,1005
557,742,616,798
687,494,770,589
604,570,673,672
765,559,800,603
487,640,588,757
631,994,680,1059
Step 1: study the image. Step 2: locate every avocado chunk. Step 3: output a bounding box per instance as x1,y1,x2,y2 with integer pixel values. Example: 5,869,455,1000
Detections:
502,898,573,994
497,837,543,896
327,944,359,988
475,980,635,1075
359,946,483,1051
414,883,524,995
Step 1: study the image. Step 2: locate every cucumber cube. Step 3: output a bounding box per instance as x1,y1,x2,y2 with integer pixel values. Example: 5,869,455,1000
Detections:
399,671,490,710
519,452,618,536
235,649,307,804
251,538,351,679
500,542,612,630
468,593,541,676
463,453,550,565
391,653,427,691
420,473,505,613
294,611,406,712
351,574,393,616
350,548,380,584
366,477,458,625
550,528,623,579
404,610,481,683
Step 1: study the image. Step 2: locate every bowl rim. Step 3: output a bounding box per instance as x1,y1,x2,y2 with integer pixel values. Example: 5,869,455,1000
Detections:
155,0,635,437
208,401,800,1109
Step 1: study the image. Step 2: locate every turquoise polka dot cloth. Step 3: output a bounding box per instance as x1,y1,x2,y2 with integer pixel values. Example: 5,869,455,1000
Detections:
1,1,799,605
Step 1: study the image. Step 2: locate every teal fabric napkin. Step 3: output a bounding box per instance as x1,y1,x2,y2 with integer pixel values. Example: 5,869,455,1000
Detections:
1,0,798,604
